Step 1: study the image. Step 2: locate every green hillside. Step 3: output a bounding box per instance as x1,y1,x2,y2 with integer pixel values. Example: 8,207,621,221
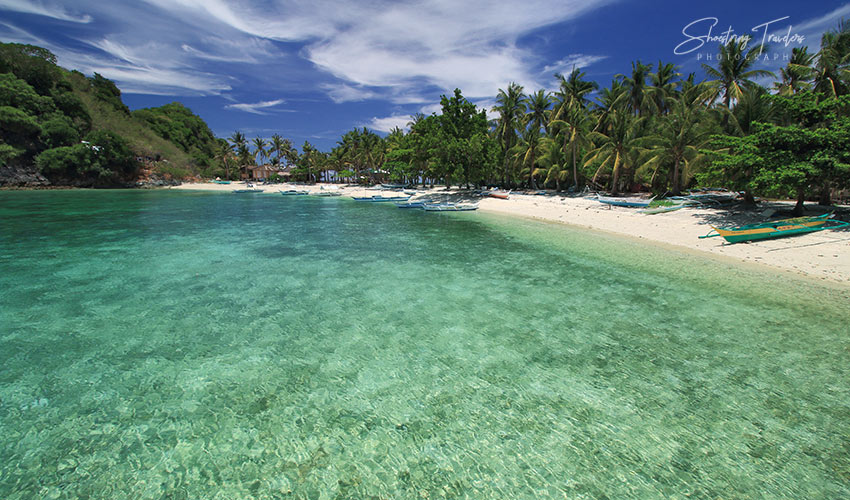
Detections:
0,42,221,187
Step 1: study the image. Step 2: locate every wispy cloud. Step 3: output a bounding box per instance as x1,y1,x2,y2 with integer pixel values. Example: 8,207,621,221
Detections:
225,99,286,114
322,83,379,104
0,0,92,23
129,0,615,101
543,54,608,76
792,4,850,39
364,114,413,133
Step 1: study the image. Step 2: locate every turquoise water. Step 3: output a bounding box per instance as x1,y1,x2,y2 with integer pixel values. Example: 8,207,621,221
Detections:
1,189,849,499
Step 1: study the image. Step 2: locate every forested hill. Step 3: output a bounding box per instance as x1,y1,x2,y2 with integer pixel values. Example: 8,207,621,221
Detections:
0,42,221,187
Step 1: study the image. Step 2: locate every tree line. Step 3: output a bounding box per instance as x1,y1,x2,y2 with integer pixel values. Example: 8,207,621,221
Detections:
220,21,850,212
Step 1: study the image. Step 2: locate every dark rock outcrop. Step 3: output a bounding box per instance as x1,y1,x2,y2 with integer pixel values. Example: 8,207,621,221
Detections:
0,164,51,187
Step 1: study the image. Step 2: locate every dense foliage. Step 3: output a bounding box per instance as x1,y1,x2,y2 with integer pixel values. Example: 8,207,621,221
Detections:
133,102,218,169
222,20,850,209
0,42,218,185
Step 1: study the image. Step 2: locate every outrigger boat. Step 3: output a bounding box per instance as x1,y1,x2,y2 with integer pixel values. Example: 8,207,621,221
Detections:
352,195,411,202
699,213,848,243
395,201,429,208
314,191,341,197
233,183,263,193
489,190,511,199
596,194,656,208
638,202,692,214
279,189,309,195
422,203,478,212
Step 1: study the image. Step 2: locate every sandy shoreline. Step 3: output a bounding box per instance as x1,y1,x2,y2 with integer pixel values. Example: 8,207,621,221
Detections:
172,181,850,285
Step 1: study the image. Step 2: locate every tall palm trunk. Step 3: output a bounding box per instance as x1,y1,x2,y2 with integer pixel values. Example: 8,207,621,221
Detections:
611,151,622,195
571,139,579,189
671,156,681,195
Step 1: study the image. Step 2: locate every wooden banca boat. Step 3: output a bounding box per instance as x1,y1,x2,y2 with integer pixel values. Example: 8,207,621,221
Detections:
233,188,263,193
395,201,429,209
352,195,411,202
279,189,309,195
488,190,511,199
596,194,656,207
422,203,478,212
699,213,848,243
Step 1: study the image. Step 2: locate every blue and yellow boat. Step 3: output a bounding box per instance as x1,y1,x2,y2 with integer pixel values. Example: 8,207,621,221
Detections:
699,213,847,243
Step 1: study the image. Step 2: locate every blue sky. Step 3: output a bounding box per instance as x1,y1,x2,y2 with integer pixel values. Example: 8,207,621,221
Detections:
1,0,849,150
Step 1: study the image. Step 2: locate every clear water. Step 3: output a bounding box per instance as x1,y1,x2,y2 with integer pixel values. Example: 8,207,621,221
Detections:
1,189,849,499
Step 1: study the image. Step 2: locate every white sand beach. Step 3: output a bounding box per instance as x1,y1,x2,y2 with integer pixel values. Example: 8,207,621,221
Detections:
172,181,850,284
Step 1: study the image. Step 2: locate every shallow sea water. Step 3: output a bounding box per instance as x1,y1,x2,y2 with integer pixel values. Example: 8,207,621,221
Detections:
1,189,849,499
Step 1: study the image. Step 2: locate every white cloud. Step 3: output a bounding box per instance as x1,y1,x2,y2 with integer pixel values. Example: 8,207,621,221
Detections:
0,0,617,112
302,0,614,99
322,83,379,103
90,65,233,94
130,0,614,100
364,114,413,133
0,0,92,23
225,99,286,114
543,54,608,76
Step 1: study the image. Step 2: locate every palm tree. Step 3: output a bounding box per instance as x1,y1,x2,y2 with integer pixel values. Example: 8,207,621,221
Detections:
550,104,593,190
519,89,551,188
493,83,526,186
215,139,233,180
619,60,653,116
775,47,816,96
640,86,717,195
594,79,627,134
814,21,850,97
269,134,285,167
536,136,567,191
300,141,315,183
252,137,268,167
731,86,776,135
228,131,247,150
236,143,253,180
552,68,597,121
584,109,644,194
648,61,681,115
702,39,774,109
214,141,235,180
228,131,250,179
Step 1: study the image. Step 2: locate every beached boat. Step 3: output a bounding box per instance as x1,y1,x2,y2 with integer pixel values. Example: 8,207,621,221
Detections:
314,191,342,197
670,191,739,205
213,180,231,184
699,213,847,243
279,190,308,195
352,195,411,202
596,194,656,207
638,203,690,214
233,188,263,193
422,203,478,212
489,190,511,199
